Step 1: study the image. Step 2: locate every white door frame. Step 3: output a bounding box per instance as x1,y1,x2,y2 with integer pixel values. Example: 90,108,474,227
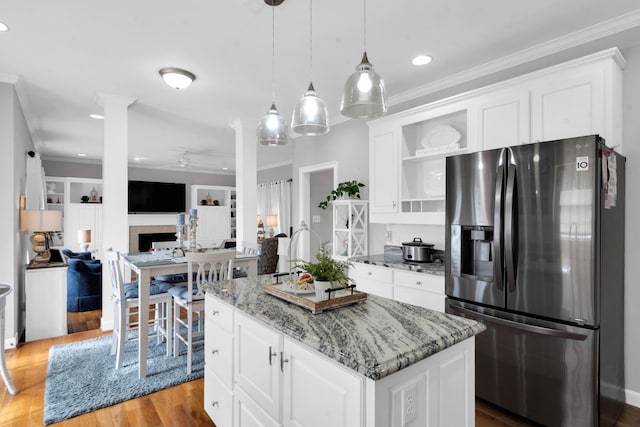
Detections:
297,161,338,261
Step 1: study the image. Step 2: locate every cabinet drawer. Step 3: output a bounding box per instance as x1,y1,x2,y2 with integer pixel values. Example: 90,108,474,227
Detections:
352,264,393,283
394,285,446,312
355,279,393,299
204,366,233,427
205,320,234,389
394,270,444,295
205,294,234,333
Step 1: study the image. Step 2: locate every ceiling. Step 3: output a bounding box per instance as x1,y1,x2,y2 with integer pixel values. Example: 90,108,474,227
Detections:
2,1,640,174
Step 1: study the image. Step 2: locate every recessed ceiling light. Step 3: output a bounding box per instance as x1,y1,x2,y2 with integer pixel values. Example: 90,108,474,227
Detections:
222,167,229,170
0,22,9,32
133,156,144,162
159,67,196,90
411,55,432,66
89,114,104,119
77,153,87,157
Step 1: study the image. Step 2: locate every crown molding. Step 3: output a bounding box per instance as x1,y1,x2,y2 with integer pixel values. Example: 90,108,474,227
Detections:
389,9,640,106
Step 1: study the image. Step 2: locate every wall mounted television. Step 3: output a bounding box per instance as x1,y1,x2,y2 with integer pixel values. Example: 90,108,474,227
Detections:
128,180,186,214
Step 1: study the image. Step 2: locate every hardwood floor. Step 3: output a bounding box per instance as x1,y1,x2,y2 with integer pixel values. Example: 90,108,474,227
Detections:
66,309,102,334
3,321,640,426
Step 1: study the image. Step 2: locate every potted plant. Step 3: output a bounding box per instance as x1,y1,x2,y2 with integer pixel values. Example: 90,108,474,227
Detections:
295,244,352,300
318,180,365,210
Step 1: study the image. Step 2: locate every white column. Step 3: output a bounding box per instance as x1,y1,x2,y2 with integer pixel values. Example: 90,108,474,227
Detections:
230,119,258,247
97,93,136,331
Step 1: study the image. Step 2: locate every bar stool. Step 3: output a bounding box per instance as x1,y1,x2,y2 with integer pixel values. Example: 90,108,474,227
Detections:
0,283,17,394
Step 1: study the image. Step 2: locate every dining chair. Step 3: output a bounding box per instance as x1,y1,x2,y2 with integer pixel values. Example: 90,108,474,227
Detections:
241,241,261,255
105,250,173,369
169,250,235,374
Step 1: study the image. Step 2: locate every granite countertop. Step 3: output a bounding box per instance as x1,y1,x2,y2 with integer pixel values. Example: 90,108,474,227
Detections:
203,275,485,381
349,245,446,276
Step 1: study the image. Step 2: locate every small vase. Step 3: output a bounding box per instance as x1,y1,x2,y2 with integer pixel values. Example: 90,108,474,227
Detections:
314,280,331,301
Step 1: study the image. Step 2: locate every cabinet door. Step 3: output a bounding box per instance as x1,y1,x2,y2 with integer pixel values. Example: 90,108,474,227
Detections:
235,312,282,422
530,64,605,143
393,286,445,312
197,206,231,248
282,337,362,427
204,366,233,427
476,87,530,150
25,267,68,341
235,386,281,427
369,126,399,214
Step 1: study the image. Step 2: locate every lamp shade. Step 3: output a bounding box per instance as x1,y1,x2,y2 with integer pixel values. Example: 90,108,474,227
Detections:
78,229,92,244
291,82,330,135
257,103,290,146
340,52,388,119
266,215,278,227
20,210,62,232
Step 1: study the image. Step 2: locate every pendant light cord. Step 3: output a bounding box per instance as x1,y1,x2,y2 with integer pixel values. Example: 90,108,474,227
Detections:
309,0,313,81
363,0,367,52
271,5,276,102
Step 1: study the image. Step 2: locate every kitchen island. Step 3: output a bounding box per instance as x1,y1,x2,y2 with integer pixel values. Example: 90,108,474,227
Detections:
202,275,485,427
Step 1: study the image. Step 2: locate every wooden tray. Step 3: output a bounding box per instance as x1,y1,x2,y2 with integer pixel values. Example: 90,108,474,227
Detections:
261,283,367,314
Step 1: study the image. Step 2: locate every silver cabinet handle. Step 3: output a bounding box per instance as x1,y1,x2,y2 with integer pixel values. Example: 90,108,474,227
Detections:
211,310,219,316
367,272,372,276
268,346,277,365
393,201,396,208
280,352,289,372
416,281,422,285
211,349,219,355
211,401,219,408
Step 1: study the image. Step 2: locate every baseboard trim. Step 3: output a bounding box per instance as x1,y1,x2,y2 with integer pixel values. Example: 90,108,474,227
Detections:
626,388,640,408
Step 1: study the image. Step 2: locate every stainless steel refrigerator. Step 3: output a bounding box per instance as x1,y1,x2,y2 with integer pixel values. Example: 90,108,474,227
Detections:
445,135,625,426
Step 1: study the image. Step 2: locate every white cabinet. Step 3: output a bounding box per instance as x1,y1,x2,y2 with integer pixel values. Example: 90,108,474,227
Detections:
368,102,472,225
349,263,394,299
191,185,234,247
204,297,235,425
393,270,445,313
474,85,531,150
332,200,368,260
282,336,363,427
350,264,445,312
235,312,282,422
368,48,624,226
45,176,104,253
25,266,67,341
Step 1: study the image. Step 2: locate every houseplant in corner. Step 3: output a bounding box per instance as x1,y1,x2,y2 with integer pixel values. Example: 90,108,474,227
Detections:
318,180,365,210
295,244,352,301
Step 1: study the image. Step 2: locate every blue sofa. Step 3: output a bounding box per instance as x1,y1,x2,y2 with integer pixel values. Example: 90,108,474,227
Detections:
63,250,102,312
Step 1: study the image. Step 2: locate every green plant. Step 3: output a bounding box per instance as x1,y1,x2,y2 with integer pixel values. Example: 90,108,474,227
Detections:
318,180,365,210
295,244,352,286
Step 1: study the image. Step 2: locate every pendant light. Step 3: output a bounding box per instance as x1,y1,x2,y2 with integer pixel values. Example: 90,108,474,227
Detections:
257,0,290,146
340,0,388,119
291,0,329,135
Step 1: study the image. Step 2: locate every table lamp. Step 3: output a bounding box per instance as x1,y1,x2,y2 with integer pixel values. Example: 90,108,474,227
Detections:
78,229,91,252
256,215,265,242
20,209,63,264
266,215,278,238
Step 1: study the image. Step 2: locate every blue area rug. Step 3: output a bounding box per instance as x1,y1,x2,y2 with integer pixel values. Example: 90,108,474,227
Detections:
43,335,204,425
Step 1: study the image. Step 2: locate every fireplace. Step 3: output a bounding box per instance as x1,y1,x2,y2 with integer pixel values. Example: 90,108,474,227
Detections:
138,232,176,252
129,225,177,252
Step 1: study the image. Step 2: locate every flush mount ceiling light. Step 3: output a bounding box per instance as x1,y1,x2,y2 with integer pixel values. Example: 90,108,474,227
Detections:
89,113,104,119
411,54,432,66
0,21,8,32
159,67,196,90
340,0,388,119
291,0,329,136
257,0,290,146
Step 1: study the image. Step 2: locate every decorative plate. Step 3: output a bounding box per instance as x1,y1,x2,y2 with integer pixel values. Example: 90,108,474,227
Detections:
421,125,461,150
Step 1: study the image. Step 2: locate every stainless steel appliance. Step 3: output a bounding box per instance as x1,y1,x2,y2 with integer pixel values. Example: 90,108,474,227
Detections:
401,238,435,262
445,135,626,426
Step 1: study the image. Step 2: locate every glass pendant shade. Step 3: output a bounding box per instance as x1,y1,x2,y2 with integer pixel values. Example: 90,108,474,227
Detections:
340,52,388,119
257,103,290,146
291,82,330,135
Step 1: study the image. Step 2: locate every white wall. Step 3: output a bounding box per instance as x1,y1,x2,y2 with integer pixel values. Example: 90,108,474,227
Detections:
1,83,34,347
309,169,333,255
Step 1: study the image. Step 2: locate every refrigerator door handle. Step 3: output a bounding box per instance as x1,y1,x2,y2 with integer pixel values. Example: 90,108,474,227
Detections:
505,157,517,292
493,148,506,291
448,304,589,341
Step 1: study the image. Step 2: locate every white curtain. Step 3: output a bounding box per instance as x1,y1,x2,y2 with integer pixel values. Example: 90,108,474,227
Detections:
257,179,292,237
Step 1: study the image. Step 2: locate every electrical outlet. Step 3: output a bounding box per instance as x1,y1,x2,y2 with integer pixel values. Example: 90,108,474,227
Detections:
403,386,418,424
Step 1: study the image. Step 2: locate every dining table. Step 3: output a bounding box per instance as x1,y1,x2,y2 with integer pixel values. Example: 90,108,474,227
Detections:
120,249,258,379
